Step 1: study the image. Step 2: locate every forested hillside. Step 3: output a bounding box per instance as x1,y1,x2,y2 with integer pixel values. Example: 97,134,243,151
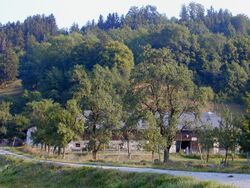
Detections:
0,3,250,163
0,3,249,103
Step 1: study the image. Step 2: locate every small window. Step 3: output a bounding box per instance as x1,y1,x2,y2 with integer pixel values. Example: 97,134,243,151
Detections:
75,143,81,147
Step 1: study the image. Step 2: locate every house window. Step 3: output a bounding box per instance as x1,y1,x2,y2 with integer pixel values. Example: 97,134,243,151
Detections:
75,143,81,147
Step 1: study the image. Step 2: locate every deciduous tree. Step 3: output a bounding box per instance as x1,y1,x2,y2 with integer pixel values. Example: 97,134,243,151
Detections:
239,93,250,165
197,123,215,163
133,47,210,163
217,107,240,164
71,65,122,160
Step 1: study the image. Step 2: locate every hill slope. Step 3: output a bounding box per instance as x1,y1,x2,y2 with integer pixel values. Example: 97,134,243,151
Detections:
0,80,23,99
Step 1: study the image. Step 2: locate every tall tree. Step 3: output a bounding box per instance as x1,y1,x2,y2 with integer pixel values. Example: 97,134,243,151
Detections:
143,111,166,161
69,23,80,33
180,5,189,23
0,44,18,85
23,14,58,42
220,62,248,101
0,101,12,140
217,107,240,164
121,86,141,159
56,99,84,157
239,93,250,165
71,65,122,160
133,47,210,162
28,99,84,156
97,15,105,29
197,123,215,162
189,2,205,21
27,99,59,150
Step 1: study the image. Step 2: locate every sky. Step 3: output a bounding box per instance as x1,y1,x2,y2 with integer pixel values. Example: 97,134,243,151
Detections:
1,0,249,28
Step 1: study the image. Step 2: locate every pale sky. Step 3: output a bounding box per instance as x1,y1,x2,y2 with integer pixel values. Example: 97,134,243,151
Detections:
1,0,249,28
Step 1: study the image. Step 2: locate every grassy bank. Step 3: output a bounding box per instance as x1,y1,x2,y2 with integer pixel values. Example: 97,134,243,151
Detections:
0,80,23,99
3,146,250,174
0,156,231,188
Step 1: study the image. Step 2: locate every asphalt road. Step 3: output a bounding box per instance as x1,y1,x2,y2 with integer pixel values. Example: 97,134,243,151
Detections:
1,149,250,188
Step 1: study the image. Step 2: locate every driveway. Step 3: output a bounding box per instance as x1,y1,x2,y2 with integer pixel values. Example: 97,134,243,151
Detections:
0,149,250,188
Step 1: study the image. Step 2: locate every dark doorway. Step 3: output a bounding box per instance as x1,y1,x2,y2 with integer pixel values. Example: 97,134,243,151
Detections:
176,141,191,153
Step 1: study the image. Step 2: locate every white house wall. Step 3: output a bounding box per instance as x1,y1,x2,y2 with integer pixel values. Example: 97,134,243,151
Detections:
26,127,37,146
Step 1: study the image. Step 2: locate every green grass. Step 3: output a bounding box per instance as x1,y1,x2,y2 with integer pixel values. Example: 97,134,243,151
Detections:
0,156,232,188
2,146,250,174
0,80,23,99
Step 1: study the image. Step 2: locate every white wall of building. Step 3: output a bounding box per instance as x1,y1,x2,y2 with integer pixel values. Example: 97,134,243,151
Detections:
26,127,36,146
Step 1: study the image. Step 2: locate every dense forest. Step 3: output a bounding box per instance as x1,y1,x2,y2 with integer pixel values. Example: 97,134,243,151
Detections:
0,3,250,162
0,3,249,104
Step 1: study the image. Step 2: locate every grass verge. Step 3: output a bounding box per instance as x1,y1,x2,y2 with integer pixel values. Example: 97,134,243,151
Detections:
2,146,250,174
0,155,232,188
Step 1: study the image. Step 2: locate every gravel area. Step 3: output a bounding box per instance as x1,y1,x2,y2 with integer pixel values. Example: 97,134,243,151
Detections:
1,149,250,188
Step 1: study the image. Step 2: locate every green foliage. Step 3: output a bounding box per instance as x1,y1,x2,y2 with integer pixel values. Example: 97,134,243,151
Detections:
0,4,249,104
20,34,84,103
244,93,250,112
123,5,166,29
197,123,215,162
10,90,42,113
133,47,210,162
27,99,84,152
239,93,250,153
143,111,166,158
20,33,135,104
0,3,250,157
217,107,241,163
57,99,84,148
0,101,12,138
71,65,122,159
98,41,134,78
220,62,248,101
0,101,29,142
0,45,18,85
5,5,246,104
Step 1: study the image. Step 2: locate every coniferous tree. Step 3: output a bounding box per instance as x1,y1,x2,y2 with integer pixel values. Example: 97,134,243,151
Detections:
0,44,18,85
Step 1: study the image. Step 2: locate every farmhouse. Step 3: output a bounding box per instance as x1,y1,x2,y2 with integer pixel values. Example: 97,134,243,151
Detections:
26,111,223,154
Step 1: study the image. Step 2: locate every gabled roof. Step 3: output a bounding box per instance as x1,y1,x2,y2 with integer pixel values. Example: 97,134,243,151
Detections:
137,112,221,130
178,112,221,129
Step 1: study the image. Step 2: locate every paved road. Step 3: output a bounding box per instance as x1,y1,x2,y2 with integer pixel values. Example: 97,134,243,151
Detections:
1,149,250,188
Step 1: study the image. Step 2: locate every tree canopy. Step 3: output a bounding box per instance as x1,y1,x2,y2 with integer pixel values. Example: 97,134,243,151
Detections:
0,3,250,162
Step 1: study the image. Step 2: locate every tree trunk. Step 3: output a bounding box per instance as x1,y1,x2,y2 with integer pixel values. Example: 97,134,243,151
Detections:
247,152,250,166
158,145,161,161
53,146,57,154
206,149,209,163
198,143,203,162
12,137,16,147
48,145,51,154
163,147,171,163
117,144,120,162
152,150,155,162
92,150,97,160
127,140,131,160
63,147,65,158
231,150,235,161
225,148,228,164
58,147,61,156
